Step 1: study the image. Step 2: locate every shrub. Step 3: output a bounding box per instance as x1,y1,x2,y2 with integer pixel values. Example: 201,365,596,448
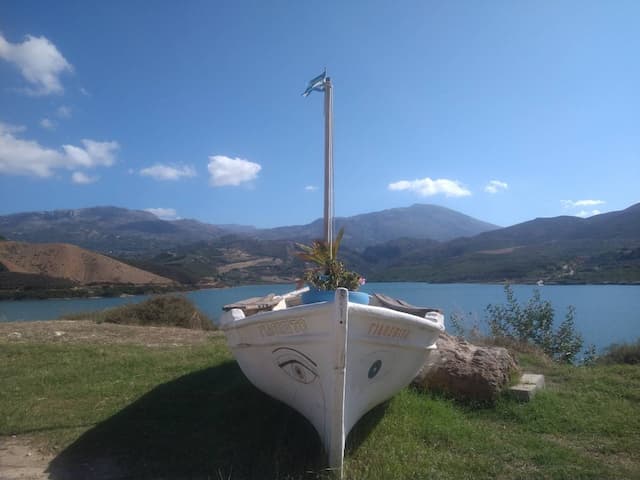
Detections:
485,284,584,364
105,295,214,330
597,339,640,365
84,295,214,330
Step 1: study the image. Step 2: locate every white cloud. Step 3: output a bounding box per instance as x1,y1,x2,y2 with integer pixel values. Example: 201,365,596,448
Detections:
140,163,196,181
305,185,318,191
484,180,508,194
39,106,70,131
80,87,90,96
563,199,605,218
576,209,601,218
0,123,118,177
56,105,71,118
71,171,97,184
62,139,117,168
562,199,605,209
0,122,26,134
0,33,73,95
145,208,179,220
207,155,261,186
0,124,63,176
388,177,471,197
40,118,55,130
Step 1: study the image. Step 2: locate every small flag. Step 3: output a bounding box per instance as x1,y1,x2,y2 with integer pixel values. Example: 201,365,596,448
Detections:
302,70,327,97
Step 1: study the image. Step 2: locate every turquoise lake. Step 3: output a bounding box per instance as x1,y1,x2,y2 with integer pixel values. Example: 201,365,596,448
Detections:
1,283,638,352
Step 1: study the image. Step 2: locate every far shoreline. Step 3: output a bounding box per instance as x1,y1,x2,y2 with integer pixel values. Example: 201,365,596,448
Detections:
1,279,640,302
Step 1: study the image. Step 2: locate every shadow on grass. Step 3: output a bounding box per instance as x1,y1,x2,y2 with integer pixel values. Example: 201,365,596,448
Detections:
47,361,332,479
345,401,389,456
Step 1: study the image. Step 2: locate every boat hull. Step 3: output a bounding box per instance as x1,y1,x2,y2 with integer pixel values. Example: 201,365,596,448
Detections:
219,288,444,475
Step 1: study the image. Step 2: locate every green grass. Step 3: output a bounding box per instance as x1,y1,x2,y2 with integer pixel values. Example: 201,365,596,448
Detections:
1,339,639,479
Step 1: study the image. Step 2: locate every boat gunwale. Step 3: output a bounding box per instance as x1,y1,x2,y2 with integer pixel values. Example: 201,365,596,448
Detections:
220,299,445,333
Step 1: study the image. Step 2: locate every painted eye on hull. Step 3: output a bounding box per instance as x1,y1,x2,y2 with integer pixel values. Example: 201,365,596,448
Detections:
277,358,318,383
273,347,319,384
368,359,382,379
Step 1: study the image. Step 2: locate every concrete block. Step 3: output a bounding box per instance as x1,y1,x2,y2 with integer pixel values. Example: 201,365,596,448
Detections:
509,373,545,402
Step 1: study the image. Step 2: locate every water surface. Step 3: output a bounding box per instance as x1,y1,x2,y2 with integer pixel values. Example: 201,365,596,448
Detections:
1,283,638,351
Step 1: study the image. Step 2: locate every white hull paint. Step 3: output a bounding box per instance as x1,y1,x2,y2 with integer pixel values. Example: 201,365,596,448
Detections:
219,288,444,475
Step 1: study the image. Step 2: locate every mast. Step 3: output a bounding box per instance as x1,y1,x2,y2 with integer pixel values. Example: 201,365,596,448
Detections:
323,76,334,257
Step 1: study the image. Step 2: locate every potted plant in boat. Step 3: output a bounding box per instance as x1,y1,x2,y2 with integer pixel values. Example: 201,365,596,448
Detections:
296,228,368,304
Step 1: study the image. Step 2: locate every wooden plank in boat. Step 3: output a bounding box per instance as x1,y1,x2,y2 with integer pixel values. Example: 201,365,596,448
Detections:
223,294,282,314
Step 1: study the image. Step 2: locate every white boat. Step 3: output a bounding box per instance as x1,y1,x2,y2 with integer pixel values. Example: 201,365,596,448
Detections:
219,288,444,475
217,72,445,476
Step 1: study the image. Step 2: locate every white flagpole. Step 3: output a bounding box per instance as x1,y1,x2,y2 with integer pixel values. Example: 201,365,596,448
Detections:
323,76,334,256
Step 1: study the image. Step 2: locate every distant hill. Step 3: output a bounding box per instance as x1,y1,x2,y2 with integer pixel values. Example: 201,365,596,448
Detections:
255,204,499,248
369,203,640,284
126,235,304,287
0,204,499,256
0,207,229,256
0,241,174,286
443,202,640,253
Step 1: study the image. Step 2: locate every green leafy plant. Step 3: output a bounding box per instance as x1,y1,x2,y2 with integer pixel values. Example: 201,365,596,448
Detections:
485,284,585,363
296,228,364,291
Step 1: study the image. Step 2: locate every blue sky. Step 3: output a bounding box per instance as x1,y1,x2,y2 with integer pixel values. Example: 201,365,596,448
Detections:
1,1,639,228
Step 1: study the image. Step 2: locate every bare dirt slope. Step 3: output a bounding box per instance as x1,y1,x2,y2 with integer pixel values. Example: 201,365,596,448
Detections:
0,241,173,285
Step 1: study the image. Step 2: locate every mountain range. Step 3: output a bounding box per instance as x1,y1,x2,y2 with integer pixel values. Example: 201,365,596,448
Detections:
1,202,639,290
0,204,499,255
254,204,499,247
0,207,228,256
363,202,640,283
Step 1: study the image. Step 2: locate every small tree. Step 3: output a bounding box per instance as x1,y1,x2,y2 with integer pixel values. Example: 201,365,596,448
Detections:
486,284,584,363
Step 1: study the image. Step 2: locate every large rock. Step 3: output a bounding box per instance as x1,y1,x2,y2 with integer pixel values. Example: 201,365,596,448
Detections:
412,332,519,402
